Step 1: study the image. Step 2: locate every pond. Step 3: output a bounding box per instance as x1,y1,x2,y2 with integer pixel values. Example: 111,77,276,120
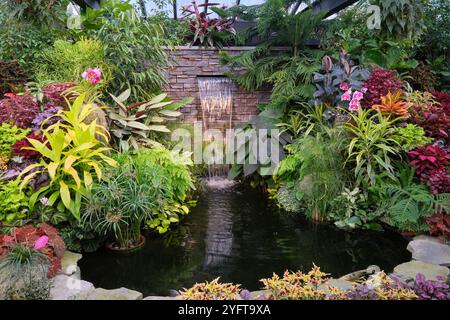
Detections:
79,179,411,296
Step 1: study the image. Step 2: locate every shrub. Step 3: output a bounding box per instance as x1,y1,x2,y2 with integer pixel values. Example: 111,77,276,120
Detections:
0,223,65,278
391,124,433,151
409,92,450,143
344,108,403,186
362,68,403,107
35,39,112,87
0,61,29,97
372,90,412,118
408,145,450,194
425,213,450,240
31,107,63,132
0,179,29,225
261,265,347,300
19,93,117,221
410,273,450,300
0,94,39,128
180,278,241,300
0,123,29,157
42,82,74,108
83,147,194,243
11,133,45,159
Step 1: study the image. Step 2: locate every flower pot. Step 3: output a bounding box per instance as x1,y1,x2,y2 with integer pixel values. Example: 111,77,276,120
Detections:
105,235,146,255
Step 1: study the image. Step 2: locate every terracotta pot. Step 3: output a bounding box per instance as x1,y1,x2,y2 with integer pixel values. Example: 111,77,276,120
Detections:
105,235,146,254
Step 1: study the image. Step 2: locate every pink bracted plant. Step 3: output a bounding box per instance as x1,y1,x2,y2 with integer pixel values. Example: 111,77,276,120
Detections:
182,1,235,47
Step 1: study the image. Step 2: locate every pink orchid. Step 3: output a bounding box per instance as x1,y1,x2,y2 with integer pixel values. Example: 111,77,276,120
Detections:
361,87,368,94
34,235,49,250
349,99,360,111
340,82,349,91
353,91,364,101
341,89,352,101
81,67,101,85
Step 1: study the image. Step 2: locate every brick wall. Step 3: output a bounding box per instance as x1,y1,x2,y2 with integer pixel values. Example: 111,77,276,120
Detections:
164,46,270,129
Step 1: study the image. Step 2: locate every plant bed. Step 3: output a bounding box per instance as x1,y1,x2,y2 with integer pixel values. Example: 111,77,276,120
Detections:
105,235,146,255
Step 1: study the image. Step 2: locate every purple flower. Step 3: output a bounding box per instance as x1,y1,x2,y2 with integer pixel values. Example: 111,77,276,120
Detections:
240,289,252,300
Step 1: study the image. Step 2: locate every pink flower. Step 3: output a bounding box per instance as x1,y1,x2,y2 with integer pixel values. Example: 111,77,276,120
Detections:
341,89,352,101
34,235,49,250
340,82,349,91
349,99,360,111
81,67,101,85
361,87,368,94
352,91,364,101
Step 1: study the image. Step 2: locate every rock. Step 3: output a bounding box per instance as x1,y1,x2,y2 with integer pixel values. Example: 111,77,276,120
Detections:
50,274,94,300
74,287,143,300
339,265,380,281
143,296,179,300
60,251,82,276
407,239,450,266
318,279,354,293
413,235,445,244
393,261,450,282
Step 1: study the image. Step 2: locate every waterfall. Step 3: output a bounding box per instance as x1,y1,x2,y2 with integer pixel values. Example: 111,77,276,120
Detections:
197,77,234,178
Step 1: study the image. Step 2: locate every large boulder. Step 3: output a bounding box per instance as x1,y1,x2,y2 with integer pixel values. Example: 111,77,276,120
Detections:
393,261,449,282
407,239,450,266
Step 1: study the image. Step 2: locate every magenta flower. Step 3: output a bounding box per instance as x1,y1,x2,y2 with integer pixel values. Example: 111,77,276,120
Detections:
81,67,101,85
353,91,364,101
349,99,360,111
340,82,349,91
341,89,352,101
361,87,368,94
34,235,49,250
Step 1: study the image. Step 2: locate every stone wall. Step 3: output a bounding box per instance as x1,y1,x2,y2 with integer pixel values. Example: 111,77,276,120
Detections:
164,46,271,128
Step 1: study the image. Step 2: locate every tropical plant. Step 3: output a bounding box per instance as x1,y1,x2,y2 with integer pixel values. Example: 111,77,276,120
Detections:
19,93,117,221
180,277,241,300
274,127,349,220
0,180,29,225
83,148,195,246
372,90,413,118
370,0,426,41
227,106,290,180
313,50,370,106
221,5,326,108
329,187,383,231
108,89,191,151
73,0,170,101
181,1,236,47
391,124,432,151
344,108,403,186
0,94,39,128
0,123,29,157
362,68,404,107
34,39,113,87
370,166,449,232
409,273,450,300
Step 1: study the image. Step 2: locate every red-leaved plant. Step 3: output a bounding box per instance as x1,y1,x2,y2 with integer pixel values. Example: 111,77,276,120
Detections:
0,223,65,277
182,1,235,47
410,93,450,143
425,213,450,240
362,68,403,107
408,145,450,194
0,93,39,128
11,132,46,159
42,82,73,109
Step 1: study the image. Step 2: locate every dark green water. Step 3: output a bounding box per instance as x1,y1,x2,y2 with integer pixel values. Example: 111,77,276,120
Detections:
79,181,411,296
